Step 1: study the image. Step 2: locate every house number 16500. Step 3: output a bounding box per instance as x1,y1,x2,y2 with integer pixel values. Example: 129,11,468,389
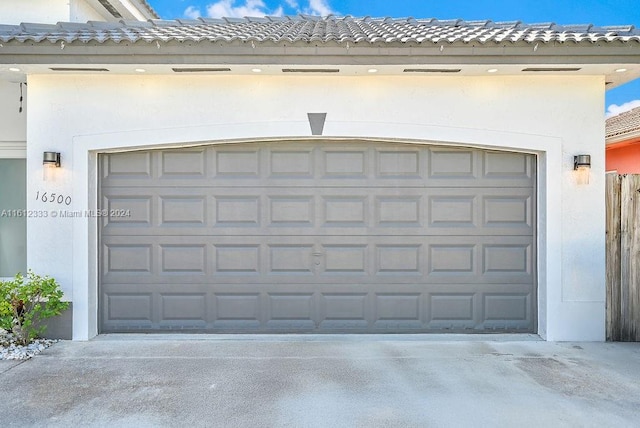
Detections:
35,191,72,205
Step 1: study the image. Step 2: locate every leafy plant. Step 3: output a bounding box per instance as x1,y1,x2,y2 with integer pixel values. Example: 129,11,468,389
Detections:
0,270,69,346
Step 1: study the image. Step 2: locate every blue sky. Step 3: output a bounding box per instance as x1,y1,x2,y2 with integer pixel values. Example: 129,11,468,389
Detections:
147,0,640,116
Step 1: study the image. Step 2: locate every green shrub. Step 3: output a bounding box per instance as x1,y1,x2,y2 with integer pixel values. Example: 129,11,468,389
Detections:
0,270,69,346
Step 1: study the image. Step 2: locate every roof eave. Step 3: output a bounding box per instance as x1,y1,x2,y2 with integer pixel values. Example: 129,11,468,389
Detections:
1,40,639,66
606,129,640,145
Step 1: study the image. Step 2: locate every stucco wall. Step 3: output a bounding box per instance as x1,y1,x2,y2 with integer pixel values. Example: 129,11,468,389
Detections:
606,143,640,173
0,0,71,24
70,0,104,22
25,73,606,341
0,0,106,24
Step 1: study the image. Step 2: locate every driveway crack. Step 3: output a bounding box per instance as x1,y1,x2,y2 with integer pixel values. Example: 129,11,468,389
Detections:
0,359,29,375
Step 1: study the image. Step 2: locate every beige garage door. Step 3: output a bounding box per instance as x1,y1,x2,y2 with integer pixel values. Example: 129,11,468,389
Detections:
99,141,536,333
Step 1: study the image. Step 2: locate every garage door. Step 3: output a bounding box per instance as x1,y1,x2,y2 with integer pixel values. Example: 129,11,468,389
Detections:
99,141,536,333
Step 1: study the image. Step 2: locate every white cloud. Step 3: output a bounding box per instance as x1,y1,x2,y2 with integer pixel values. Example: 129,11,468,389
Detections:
205,0,282,18
606,99,640,118
184,0,336,20
183,6,201,19
306,0,333,16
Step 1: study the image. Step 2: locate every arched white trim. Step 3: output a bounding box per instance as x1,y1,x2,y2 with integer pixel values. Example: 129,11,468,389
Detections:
71,121,561,340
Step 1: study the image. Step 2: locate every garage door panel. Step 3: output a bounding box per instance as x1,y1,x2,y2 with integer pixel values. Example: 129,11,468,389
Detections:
215,293,261,321
376,149,423,178
320,293,368,321
161,244,207,274
375,294,421,320
429,294,475,321
269,149,314,177
429,149,477,179
214,148,261,178
101,143,533,188
160,196,207,226
268,245,315,275
483,151,534,179
105,293,153,321
376,245,423,275
102,195,153,227
101,287,534,332
483,243,532,275
376,196,422,227
215,196,261,226
323,196,368,226
103,244,152,274
268,293,315,319
100,142,536,333
215,245,261,275
160,149,207,179
322,245,367,274
322,150,368,177
483,293,531,321
268,196,315,226
102,151,153,180
101,236,533,284
100,186,533,236
483,195,533,229
159,293,208,323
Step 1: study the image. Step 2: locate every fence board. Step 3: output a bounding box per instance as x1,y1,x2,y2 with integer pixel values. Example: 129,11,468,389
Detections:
607,174,640,341
606,174,621,341
621,175,640,341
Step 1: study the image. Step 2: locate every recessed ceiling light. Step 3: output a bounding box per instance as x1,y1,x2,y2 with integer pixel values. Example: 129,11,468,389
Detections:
615,68,627,73
8,67,21,72
252,68,262,73
368,68,378,73
135,68,146,73
487,68,499,73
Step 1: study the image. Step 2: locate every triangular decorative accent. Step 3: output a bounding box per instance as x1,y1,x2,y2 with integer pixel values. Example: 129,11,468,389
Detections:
307,113,327,136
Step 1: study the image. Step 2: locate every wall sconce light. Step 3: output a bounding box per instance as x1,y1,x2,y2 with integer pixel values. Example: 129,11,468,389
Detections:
573,154,591,185
43,151,61,181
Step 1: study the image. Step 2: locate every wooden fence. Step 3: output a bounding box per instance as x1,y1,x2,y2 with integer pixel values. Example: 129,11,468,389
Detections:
606,173,640,341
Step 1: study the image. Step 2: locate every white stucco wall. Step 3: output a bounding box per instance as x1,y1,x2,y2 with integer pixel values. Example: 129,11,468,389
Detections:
25,73,606,341
0,0,111,24
0,0,71,24
70,0,104,22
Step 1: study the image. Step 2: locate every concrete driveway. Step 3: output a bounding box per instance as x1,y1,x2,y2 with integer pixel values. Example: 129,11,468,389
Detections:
1,334,639,427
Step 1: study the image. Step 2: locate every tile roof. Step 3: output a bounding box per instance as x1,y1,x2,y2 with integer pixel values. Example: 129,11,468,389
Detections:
606,106,640,139
0,15,639,45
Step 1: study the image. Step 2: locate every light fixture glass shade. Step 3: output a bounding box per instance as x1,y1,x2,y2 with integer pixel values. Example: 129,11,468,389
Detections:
573,155,591,185
574,165,590,185
43,163,57,181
